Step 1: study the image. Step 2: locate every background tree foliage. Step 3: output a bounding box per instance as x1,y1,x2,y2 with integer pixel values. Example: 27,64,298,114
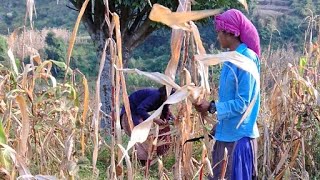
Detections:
0,36,8,62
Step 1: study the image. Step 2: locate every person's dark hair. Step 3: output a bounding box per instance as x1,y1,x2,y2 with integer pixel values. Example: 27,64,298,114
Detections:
158,85,176,102
158,85,176,120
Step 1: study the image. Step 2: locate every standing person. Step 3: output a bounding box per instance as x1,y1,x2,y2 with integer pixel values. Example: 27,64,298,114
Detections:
120,86,175,165
194,9,260,179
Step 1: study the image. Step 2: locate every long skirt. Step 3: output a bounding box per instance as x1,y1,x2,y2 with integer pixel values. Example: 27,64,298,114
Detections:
209,137,258,180
120,113,171,161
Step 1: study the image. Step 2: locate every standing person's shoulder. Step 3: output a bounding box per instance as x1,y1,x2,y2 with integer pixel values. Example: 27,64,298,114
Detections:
242,46,258,59
241,45,260,65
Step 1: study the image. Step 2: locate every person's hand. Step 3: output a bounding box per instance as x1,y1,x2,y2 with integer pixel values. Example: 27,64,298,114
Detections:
154,118,166,126
193,99,210,113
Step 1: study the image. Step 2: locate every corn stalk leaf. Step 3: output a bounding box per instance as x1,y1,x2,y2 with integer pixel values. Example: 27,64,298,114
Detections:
7,49,18,76
92,38,109,170
113,13,134,133
0,118,7,145
149,4,222,30
16,95,30,158
163,0,186,97
51,60,73,75
0,118,10,171
238,0,248,11
34,175,57,180
116,67,180,90
117,144,133,180
195,52,260,128
81,76,89,156
26,0,36,29
65,0,90,80
0,143,31,177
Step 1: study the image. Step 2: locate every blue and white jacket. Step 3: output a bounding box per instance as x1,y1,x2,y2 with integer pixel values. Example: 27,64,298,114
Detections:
214,43,260,142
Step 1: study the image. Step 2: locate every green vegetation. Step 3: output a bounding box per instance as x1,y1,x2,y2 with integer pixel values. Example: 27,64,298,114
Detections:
0,0,77,34
0,36,8,61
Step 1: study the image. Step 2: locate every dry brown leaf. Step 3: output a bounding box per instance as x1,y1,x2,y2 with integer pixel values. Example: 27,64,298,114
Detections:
65,131,75,161
158,158,164,180
112,14,134,132
195,52,259,82
190,22,206,55
220,148,228,179
16,95,30,158
149,4,222,31
26,0,36,29
117,144,133,180
117,67,180,90
92,38,110,170
195,51,260,128
163,0,189,98
112,13,125,178
205,157,213,177
81,76,89,156
238,0,248,11
7,49,19,76
32,54,42,65
65,0,90,80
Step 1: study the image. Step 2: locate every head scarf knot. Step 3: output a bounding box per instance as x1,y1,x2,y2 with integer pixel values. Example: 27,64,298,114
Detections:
214,9,261,57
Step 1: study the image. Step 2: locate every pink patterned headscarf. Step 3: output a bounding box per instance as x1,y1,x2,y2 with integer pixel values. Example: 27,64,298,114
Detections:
214,9,261,57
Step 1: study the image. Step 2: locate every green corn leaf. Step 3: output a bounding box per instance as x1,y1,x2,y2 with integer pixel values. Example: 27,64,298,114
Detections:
299,57,307,75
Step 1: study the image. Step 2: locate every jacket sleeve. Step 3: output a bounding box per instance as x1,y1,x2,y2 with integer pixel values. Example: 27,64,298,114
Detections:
136,95,159,120
215,66,257,120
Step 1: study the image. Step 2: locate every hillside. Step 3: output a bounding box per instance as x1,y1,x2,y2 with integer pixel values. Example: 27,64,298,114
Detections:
255,0,292,17
0,0,77,35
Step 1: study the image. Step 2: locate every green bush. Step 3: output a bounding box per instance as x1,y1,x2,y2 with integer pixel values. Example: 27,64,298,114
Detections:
44,32,67,78
0,36,8,62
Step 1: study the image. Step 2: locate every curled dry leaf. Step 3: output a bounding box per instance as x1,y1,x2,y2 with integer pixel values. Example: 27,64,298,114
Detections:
116,67,180,90
238,0,248,11
149,4,222,31
117,144,133,180
195,51,260,128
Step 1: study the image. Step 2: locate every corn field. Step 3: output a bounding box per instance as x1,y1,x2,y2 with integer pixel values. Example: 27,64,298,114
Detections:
0,0,319,180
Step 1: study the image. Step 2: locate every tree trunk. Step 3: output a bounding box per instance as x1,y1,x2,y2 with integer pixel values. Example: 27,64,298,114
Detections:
95,33,113,137
99,37,132,137
122,46,131,67
100,55,112,133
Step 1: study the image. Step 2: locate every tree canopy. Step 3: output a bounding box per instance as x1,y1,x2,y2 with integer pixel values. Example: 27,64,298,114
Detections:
69,0,246,56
